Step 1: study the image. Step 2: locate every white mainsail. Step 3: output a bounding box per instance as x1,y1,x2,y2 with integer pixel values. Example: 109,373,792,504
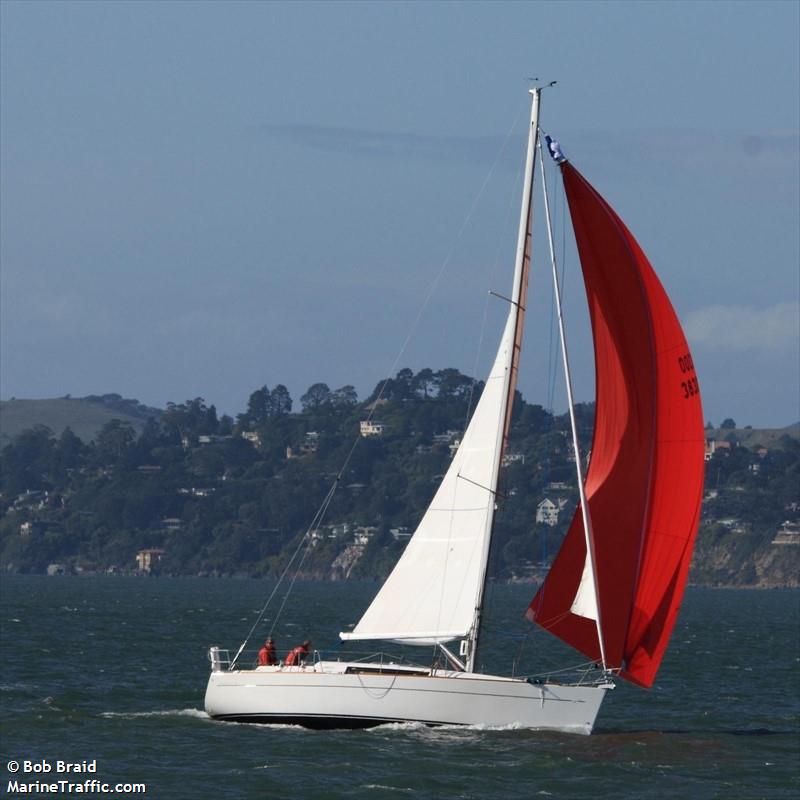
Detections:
341,90,541,648
340,313,517,645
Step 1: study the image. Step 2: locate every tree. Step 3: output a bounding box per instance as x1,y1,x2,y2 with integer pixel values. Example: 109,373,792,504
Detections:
204,404,219,434
413,368,436,399
436,368,472,399
0,425,56,494
331,385,358,407
163,398,217,437
246,386,270,427
94,420,136,465
394,368,414,400
301,383,331,411
54,427,86,476
720,418,737,430
270,385,292,416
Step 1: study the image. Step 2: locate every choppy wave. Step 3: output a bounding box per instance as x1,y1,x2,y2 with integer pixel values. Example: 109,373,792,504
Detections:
0,682,36,692
2,577,797,799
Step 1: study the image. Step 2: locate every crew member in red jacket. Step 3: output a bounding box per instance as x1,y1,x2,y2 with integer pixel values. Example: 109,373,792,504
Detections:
257,637,277,666
284,640,311,666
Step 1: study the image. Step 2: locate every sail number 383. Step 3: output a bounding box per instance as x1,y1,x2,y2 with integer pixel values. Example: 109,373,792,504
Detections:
677,353,700,399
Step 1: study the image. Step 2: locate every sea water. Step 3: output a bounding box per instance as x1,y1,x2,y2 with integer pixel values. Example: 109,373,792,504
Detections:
0,576,797,799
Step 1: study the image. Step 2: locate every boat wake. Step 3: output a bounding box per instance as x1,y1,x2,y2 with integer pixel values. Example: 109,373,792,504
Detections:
101,708,209,721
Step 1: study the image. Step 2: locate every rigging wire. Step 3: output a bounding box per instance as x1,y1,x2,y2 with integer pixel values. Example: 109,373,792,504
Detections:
514,139,576,673
229,478,339,669
511,153,562,674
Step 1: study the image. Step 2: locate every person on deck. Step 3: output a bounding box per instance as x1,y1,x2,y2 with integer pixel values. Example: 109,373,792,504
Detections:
284,640,311,666
257,637,277,666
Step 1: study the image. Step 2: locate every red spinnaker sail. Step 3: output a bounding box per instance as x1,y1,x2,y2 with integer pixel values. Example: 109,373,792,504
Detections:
526,162,704,688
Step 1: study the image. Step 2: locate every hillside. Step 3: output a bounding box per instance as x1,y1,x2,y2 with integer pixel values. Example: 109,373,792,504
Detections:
0,395,162,446
705,423,800,450
0,374,798,586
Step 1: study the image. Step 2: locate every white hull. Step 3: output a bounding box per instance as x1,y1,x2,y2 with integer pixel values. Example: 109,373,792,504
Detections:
205,661,612,734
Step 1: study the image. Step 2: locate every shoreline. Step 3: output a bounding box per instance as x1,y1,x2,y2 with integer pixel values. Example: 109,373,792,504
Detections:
2,569,798,590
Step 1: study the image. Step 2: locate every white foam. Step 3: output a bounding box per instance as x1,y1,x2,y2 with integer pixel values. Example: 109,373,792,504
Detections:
368,721,428,732
361,785,413,793
369,720,533,736
101,708,209,720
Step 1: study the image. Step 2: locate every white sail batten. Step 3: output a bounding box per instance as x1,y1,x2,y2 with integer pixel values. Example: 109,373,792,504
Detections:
340,314,517,644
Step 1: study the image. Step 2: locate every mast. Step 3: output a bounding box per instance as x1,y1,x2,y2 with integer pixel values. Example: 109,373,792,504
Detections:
466,87,541,673
537,141,608,671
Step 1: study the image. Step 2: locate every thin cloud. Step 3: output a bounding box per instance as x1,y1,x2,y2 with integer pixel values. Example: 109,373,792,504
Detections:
257,123,799,172
685,302,799,352
257,123,504,164
555,128,800,173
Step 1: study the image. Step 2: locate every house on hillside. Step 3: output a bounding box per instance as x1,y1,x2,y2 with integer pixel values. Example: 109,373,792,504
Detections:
772,521,800,545
309,529,325,548
198,434,232,446
354,526,378,545
136,548,165,573
300,431,319,454
178,487,215,497
360,421,387,437
433,430,460,445
718,517,746,533
536,497,568,527
241,431,261,447
19,521,42,537
704,439,732,460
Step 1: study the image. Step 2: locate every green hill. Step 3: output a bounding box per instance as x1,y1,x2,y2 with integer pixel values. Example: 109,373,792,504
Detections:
0,377,797,586
0,395,162,446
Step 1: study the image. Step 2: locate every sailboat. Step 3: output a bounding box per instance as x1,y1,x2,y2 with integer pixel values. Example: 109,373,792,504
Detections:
204,88,704,733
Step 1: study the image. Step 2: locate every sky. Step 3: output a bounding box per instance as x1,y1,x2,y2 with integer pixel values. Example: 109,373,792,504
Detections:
1,0,798,428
